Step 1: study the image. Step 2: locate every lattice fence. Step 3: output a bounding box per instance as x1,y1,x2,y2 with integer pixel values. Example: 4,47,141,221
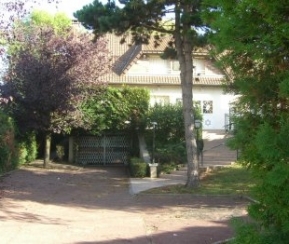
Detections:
74,135,129,165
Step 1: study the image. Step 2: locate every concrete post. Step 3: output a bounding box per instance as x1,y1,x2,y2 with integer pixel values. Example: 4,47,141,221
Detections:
149,163,158,178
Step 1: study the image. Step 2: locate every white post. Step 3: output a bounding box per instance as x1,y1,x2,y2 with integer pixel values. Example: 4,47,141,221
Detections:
149,163,158,178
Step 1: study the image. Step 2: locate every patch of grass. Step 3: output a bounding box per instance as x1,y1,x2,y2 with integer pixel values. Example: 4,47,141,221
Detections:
144,165,259,196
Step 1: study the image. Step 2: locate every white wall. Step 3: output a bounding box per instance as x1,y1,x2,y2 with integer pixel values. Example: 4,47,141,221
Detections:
116,55,235,130
149,85,236,130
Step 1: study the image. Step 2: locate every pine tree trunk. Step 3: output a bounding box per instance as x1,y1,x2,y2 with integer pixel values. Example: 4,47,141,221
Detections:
174,3,199,187
180,49,199,187
181,66,199,187
44,133,51,168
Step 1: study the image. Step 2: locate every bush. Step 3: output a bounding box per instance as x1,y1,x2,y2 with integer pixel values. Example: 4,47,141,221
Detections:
155,142,186,165
25,133,37,162
128,157,148,178
145,103,202,165
158,162,177,175
229,218,289,244
0,110,16,173
16,142,28,165
16,133,38,165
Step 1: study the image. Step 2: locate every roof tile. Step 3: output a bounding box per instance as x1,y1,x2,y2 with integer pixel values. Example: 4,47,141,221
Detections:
104,33,225,86
103,73,224,86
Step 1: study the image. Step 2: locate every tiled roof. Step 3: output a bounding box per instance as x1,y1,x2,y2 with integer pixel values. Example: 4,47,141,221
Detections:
142,36,173,53
105,33,209,55
105,34,134,56
104,33,224,86
112,44,142,75
103,73,224,86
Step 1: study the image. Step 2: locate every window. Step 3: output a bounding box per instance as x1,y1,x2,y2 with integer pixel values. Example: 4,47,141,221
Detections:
203,100,213,113
194,59,206,76
151,96,170,106
171,60,180,71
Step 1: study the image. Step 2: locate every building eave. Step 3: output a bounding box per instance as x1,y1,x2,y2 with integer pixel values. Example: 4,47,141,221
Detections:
103,73,225,86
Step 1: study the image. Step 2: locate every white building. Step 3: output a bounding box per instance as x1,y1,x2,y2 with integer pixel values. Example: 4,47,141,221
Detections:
104,34,236,130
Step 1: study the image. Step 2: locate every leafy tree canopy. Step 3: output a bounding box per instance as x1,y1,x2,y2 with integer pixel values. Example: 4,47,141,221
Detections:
0,10,111,166
79,86,150,135
1,11,111,134
29,10,72,33
203,0,289,241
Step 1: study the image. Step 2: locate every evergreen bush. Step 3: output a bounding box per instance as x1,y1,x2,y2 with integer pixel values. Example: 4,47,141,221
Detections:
128,157,148,178
0,110,16,172
145,102,202,168
25,133,37,163
16,142,28,165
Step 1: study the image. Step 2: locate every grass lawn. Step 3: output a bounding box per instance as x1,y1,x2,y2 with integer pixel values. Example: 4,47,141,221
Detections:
144,165,258,196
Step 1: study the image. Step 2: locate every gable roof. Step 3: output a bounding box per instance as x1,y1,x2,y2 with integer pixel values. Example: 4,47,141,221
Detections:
112,44,142,75
105,33,225,86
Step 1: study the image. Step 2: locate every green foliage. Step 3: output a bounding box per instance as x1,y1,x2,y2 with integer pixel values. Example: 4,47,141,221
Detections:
145,102,202,165
8,10,72,57
229,220,265,244
2,10,110,136
128,157,148,178
145,164,258,195
155,143,187,165
74,0,209,187
203,0,289,241
230,219,289,244
79,86,150,135
0,110,16,172
19,133,38,163
16,142,28,165
0,110,37,172
158,162,177,174
74,0,206,46
147,103,185,144
30,10,72,33
15,132,38,165
25,133,37,163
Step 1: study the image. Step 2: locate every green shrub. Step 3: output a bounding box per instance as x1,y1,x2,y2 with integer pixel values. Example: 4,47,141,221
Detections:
0,146,10,172
145,103,202,165
155,142,186,164
158,162,177,175
15,132,38,165
25,133,37,162
128,157,148,178
0,110,16,173
16,142,28,165
79,86,150,135
229,218,289,244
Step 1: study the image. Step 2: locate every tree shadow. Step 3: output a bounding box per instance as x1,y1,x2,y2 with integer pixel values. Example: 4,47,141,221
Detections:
72,222,243,244
0,165,249,243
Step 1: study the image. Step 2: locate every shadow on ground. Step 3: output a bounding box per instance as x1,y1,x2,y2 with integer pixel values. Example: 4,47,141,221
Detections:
0,164,249,244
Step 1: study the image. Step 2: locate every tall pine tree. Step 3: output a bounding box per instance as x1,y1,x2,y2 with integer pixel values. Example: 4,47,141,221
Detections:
75,0,207,187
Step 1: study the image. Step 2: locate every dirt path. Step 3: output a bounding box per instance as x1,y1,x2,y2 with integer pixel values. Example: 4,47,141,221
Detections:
0,165,249,244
